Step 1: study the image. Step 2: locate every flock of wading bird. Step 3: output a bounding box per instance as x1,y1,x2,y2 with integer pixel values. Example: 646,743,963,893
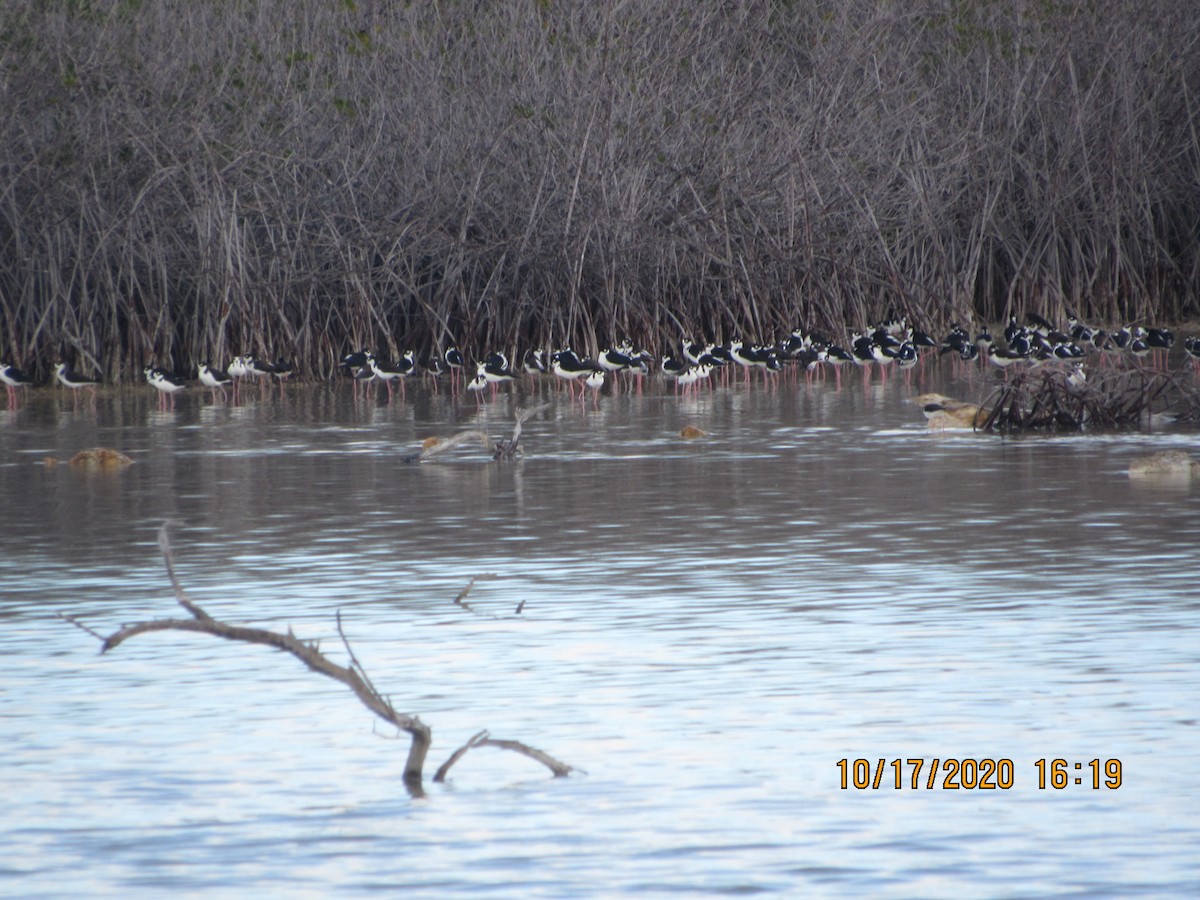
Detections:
4,311,1199,427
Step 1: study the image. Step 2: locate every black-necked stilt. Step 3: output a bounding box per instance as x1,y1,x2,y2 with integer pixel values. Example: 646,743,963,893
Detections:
422,355,446,378
869,330,901,375
242,357,274,393
478,353,516,398
1026,311,1055,335
661,354,689,377
598,346,634,374
266,359,295,394
729,341,780,383
244,356,275,388
1146,327,1174,348
1028,334,1054,361
939,324,971,357
781,330,809,360
694,345,725,370
369,351,416,399
55,362,99,403
1184,337,1200,374
55,362,99,389
1068,313,1096,347
351,363,376,394
850,334,876,382
988,345,1026,375
598,346,635,393
624,348,652,381
227,356,249,379
942,325,974,361
975,327,995,356
1008,331,1032,357
681,340,706,366
729,341,756,378
144,365,186,408
622,342,652,369
467,367,489,403
1,362,34,405
822,344,853,387
444,347,465,390
1146,328,1174,369
661,355,689,393
1003,316,1022,345
483,351,516,379
341,349,370,371
789,341,821,381
582,368,605,404
612,342,651,391
523,348,548,375
339,349,372,396
240,356,271,390
225,356,249,401
198,362,232,399
911,327,937,350
895,341,918,376
551,349,593,396
1052,341,1084,361
879,308,906,337
676,362,713,395
421,354,446,392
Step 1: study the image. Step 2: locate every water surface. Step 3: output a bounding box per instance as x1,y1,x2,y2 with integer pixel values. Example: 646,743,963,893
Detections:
2,369,1198,897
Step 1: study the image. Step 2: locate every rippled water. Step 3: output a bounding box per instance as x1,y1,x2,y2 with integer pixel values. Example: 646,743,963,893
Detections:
3,368,1199,897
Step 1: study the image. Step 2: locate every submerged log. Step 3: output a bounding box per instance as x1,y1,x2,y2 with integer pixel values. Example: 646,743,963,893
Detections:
42,448,135,470
62,523,573,793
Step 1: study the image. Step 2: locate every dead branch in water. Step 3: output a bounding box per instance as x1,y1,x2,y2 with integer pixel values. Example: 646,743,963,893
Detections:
434,729,574,783
403,404,550,463
61,523,573,793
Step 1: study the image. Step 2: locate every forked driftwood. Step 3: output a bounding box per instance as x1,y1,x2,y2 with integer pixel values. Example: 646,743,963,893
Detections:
403,403,550,463
61,523,573,793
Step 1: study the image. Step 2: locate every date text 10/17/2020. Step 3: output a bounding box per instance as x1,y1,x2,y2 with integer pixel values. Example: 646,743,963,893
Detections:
835,758,1123,791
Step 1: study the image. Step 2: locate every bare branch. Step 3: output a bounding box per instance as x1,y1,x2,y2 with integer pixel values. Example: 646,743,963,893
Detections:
336,609,382,701
67,523,574,788
509,403,549,451
491,403,550,460
404,404,549,463
453,577,479,607
57,612,107,642
157,521,211,622
433,730,575,783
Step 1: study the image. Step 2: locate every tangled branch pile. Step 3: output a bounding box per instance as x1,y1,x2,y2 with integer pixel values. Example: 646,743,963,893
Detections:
980,365,1193,433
